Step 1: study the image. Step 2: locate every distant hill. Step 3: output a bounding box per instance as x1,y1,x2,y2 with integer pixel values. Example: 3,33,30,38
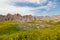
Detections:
0,13,60,22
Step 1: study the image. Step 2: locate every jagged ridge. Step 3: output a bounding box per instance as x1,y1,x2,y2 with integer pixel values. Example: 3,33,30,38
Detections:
0,13,60,22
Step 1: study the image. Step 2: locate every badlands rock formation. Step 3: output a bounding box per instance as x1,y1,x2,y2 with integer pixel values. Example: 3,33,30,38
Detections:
0,13,60,22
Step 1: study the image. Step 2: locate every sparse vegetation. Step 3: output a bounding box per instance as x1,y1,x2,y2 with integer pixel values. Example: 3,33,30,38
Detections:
0,20,60,40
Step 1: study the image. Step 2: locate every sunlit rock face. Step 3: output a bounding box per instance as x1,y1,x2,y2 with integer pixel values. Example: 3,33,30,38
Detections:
13,14,22,21
21,15,33,22
0,13,60,22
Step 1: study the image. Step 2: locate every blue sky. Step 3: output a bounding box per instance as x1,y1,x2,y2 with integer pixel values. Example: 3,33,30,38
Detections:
0,0,60,16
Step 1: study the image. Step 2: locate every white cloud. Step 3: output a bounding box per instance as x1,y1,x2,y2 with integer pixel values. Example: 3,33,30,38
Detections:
0,0,34,15
0,0,56,15
9,0,48,4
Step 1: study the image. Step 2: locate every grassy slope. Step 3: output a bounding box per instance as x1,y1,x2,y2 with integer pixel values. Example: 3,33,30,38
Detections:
0,20,60,40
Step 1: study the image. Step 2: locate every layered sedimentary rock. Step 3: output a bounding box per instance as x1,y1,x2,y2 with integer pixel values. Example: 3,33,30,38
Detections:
0,13,60,22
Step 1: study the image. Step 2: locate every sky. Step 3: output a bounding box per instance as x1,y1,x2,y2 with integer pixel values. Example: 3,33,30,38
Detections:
0,0,60,16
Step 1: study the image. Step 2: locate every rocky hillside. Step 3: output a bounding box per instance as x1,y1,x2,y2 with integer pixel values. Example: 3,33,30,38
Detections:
0,13,60,22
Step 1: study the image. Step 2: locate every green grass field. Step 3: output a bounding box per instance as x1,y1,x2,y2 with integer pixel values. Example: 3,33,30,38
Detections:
0,20,60,40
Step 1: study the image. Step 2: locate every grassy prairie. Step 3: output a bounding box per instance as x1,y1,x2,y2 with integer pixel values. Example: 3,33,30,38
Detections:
0,20,60,40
